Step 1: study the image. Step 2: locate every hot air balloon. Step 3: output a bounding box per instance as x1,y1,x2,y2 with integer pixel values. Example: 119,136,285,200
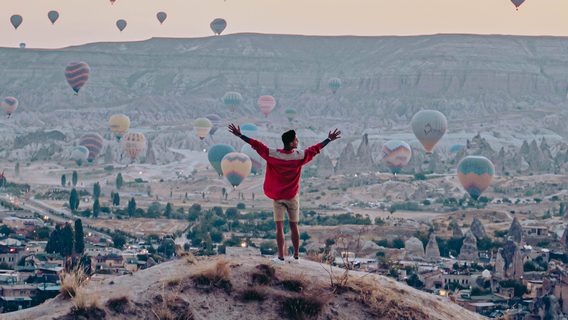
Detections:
285,108,297,123
79,133,104,163
10,15,23,30
70,146,89,166
110,0,117,5
241,144,263,175
449,144,465,154
221,152,252,188
511,0,525,10
156,12,167,24
122,132,146,161
328,77,342,94
258,95,276,118
381,140,412,174
205,114,222,136
457,156,495,200
411,110,447,154
193,118,213,140
208,144,235,176
19,43,26,49
240,123,258,137
48,11,59,25
116,19,127,32
65,62,90,94
223,92,242,111
2,97,18,118
210,18,227,35
109,114,130,141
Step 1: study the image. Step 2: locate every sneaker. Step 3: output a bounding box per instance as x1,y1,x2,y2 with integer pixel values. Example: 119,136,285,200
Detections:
271,257,285,265
287,256,300,264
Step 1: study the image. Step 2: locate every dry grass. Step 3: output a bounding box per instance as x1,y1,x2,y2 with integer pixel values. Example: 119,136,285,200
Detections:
281,294,325,320
251,263,277,286
58,290,105,320
191,259,232,293
106,296,130,314
240,286,267,302
59,267,89,299
150,293,194,320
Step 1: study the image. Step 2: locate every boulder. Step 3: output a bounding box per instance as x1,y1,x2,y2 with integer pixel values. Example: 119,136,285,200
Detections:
405,237,424,260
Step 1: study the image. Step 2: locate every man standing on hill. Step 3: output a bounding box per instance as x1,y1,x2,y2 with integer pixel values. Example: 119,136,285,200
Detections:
229,123,341,264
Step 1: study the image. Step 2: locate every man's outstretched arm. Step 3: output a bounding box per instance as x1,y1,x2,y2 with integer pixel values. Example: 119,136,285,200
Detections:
302,129,342,164
228,123,269,159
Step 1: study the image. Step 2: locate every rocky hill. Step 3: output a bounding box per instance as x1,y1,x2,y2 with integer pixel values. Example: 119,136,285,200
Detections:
5,255,484,320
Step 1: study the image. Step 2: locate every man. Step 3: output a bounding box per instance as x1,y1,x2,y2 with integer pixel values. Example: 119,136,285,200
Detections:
228,124,341,264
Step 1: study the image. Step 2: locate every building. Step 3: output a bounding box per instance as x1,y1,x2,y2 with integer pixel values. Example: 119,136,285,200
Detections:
0,284,37,312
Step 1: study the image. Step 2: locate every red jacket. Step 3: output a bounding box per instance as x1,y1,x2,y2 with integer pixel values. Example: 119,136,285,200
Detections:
246,138,326,200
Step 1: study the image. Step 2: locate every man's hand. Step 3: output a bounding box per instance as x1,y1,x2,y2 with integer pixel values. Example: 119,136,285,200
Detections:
228,123,242,137
328,129,341,141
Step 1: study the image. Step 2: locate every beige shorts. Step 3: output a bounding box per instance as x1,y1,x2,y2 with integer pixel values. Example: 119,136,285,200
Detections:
273,195,300,222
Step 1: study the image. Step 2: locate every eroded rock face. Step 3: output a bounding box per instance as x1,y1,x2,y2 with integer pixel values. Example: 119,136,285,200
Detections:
335,142,357,174
458,230,478,261
470,218,487,239
508,217,523,243
452,221,464,238
497,239,524,280
315,153,335,177
405,237,425,260
425,233,440,262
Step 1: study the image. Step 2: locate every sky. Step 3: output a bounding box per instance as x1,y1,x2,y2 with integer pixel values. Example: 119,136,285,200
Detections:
2,0,568,48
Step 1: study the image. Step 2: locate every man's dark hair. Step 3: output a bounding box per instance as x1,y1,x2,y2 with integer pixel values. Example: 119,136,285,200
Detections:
281,130,296,147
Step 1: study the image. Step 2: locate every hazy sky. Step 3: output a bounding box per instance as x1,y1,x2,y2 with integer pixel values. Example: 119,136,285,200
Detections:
2,0,568,48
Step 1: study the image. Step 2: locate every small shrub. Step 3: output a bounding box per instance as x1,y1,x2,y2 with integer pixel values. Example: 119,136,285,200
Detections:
281,295,324,320
191,259,232,293
279,279,304,293
241,287,267,302
106,296,129,314
252,273,272,286
59,267,88,299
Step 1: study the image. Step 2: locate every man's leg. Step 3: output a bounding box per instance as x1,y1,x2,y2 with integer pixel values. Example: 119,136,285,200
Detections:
276,221,285,259
289,221,300,258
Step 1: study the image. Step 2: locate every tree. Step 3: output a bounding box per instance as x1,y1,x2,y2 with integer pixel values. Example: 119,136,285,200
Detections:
116,173,123,190
203,233,214,256
0,225,13,237
112,193,120,207
260,241,278,255
69,188,80,211
560,202,566,217
72,171,78,187
112,233,126,249
61,174,67,188
187,204,201,221
499,280,528,298
392,238,405,249
158,239,176,258
45,225,61,254
226,208,239,219
60,223,74,257
164,203,173,218
406,273,423,288
93,182,101,199
92,198,100,218
300,232,311,241
74,219,85,254
127,198,136,217
15,162,19,177
147,202,162,217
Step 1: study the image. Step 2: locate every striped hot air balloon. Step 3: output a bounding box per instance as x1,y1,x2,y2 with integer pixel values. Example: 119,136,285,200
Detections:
208,144,235,176
328,77,342,94
223,92,242,111
285,108,297,123
210,18,227,35
109,114,130,141
411,110,447,154
2,97,19,118
241,144,263,175
381,140,412,174
258,95,276,118
122,132,146,161
193,118,213,140
221,152,252,188
240,123,257,137
65,62,90,94
156,12,167,24
79,133,104,163
205,114,222,136
457,156,495,200
70,146,89,166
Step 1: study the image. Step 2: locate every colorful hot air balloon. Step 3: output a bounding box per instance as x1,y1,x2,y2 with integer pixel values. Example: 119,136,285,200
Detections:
449,144,465,154
156,12,167,24
258,95,276,118
79,133,104,163
285,108,297,123
210,18,227,35
241,144,263,175
221,152,252,188
511,0,525,10
193,118,213,140
2,97,19,118
411,110,447,154
65,62,90,94
10,15,23,30
381,140,412,174
122,132,146,161
116,19,127,32
223,92,242,111
109,114,130,141
110,0,117,5
205,114,222,136
457,156,495,200
328,77,342,94
208,144,235,176
48,11,59,25
70,146,89,166
240,123,257,137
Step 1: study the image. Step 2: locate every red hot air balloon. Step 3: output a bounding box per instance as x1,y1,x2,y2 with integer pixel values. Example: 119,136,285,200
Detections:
258,95,276,118
65,62,90,95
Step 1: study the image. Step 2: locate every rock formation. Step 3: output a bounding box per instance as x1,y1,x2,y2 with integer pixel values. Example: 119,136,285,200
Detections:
335,142,357,175
458,230,478,261
508,217,523,243
405,237,425,260
425,233,440,262
470,217,487,239
495,239,524,280
452,221,464,238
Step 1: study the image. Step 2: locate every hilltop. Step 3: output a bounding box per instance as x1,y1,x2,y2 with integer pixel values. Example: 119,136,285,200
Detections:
4,254,484,320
